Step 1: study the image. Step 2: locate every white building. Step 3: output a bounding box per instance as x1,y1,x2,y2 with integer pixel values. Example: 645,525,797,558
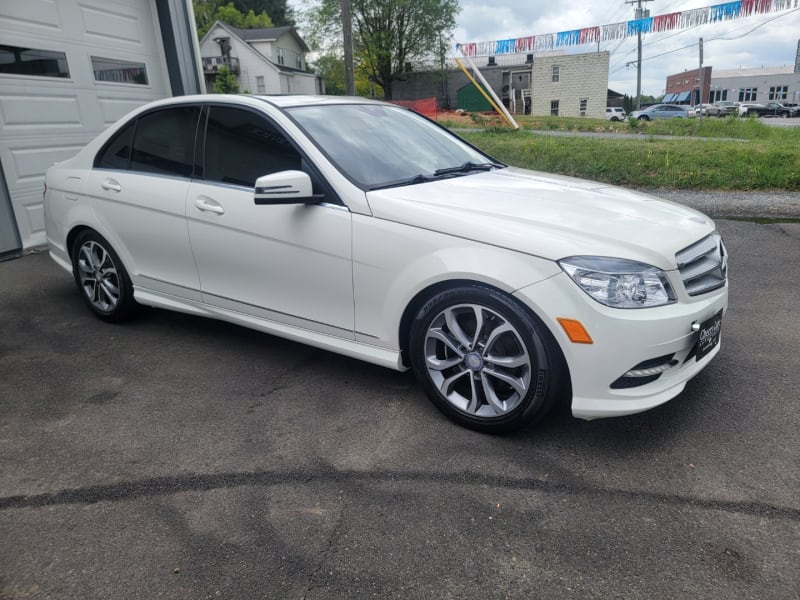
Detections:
531,52,610,119
709,66,800,105
199,23,321,95
0,0,205,255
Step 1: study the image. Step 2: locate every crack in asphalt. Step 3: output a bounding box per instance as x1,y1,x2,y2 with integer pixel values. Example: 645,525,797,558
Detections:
1,467,798,521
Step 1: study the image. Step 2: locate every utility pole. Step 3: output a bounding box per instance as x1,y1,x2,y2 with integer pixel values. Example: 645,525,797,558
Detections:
341,0,355,96
698,37,704,122
626,0,654,109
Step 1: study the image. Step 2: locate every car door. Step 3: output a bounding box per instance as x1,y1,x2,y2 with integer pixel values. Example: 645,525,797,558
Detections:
87,105,202,299
653,105,670,118
186,104,354,338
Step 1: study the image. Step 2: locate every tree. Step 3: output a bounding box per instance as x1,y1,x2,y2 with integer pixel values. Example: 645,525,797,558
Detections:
311,52,373,96
193,1,279,38
233,0,295,26
213,65,240,93
304,0,459,100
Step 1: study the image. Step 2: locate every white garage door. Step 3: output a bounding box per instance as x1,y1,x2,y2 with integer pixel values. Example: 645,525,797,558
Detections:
0,0,172,250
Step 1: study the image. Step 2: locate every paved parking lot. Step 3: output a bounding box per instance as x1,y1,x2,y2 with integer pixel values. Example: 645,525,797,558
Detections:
1,219,798,599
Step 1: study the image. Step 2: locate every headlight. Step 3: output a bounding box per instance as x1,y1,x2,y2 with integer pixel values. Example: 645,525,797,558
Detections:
559,256,676,309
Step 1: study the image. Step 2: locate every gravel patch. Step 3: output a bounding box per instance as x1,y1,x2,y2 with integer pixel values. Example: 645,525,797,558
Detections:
645,189,800,220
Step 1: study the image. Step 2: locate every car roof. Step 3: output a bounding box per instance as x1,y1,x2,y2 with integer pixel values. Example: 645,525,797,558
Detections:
136,94,392,112
254,95,388,108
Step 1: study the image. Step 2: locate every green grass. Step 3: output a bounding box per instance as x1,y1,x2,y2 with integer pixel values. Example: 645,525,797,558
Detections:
453,118,800,190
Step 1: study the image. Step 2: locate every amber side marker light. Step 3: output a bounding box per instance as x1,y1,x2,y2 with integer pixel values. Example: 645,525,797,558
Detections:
557,318,593,344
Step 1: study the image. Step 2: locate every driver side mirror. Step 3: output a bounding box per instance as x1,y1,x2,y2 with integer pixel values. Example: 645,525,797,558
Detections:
254,170,325,205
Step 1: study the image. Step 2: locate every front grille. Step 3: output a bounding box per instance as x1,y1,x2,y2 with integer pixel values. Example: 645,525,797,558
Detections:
676,234,727,296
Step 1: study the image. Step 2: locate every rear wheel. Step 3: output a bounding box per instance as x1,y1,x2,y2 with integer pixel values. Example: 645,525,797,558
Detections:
409,285,566,433
71,230,137,322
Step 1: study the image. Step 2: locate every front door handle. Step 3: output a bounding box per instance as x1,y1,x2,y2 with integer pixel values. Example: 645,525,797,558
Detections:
101,179,121,192
195,197,225,215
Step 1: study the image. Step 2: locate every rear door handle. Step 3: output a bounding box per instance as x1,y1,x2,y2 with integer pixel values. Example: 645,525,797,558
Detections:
101,179,121,192
195,197,225,215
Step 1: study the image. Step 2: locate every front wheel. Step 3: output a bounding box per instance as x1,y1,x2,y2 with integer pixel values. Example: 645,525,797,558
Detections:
71,230,138,322
409,286,567,433
638,115,649,121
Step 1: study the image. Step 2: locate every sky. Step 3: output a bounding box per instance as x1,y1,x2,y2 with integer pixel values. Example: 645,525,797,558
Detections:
451,0,800,97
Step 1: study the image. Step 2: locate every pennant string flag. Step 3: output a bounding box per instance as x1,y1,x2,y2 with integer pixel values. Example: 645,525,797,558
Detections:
455,0,795,57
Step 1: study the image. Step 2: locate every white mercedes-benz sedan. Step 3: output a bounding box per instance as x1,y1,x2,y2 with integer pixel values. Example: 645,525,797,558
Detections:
44,95,728,433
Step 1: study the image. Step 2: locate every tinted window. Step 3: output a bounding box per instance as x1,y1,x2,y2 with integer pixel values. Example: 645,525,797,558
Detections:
0,44,69,78
95,121,135,169
91,56,148,85
130,107,200,177
204,106,302,187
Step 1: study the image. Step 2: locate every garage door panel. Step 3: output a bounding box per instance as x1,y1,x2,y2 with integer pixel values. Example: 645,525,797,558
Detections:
8,145,86,181
96,95,150,126
0,0,61,30
80,4,144,45
0,94,83,128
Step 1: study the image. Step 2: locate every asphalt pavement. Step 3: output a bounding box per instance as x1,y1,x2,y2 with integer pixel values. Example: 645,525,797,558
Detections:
1,216,799,599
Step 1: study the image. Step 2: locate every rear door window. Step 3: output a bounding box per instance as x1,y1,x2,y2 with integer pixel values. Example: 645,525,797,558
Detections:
129,106,201,177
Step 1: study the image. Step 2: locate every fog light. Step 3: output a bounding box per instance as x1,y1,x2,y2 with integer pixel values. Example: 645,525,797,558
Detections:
624,362,676,378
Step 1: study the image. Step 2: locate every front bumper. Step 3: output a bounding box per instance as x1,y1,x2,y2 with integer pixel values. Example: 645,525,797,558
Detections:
514,272,728,420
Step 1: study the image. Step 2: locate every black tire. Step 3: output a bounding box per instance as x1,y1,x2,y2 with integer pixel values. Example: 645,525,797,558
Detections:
610,117,620,122
638,115,649,121
409,285,567,434
70,230,137,322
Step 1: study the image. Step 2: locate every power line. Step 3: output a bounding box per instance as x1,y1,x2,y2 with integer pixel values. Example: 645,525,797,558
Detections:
608,7,800,76
614,8,800,72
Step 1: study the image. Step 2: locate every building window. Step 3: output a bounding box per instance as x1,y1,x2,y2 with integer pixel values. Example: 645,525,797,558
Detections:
579,99,587,116
91,57,148,85
256,75,265,93
550,100,559,116
769,85,788,100
739,88,758,102
711,89,728,102
738,87,758,102
0,44,69,78
551,65,559,83
277,48,285,66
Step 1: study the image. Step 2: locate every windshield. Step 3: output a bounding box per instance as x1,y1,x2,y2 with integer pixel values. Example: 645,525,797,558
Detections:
285,104,500,189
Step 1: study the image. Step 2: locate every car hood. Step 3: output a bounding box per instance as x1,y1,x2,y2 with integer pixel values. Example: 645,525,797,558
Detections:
365,167,715,270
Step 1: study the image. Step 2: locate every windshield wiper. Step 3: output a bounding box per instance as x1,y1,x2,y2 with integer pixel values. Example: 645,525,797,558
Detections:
369,174,437,191
433,161,500,177
369,162,501,191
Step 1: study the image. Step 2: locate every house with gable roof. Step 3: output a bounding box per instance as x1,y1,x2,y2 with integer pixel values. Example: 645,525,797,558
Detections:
199,22,323,95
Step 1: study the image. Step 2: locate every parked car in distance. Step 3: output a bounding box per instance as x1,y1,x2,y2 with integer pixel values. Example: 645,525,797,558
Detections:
605,107,627,121
741,102,798,118
707,101,738,117
44,94,728,433
629,104,689,120
738,102,764,116
687,104,713,117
